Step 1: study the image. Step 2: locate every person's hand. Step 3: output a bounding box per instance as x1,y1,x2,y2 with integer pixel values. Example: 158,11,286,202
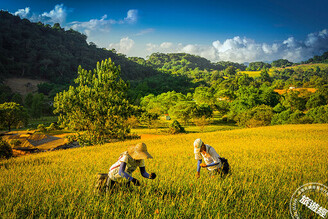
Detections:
132,178,141,186
200,163,207,168
195,172,200,179
149,173,156,179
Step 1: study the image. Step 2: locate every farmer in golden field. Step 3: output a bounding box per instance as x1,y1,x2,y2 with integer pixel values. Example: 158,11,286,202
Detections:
107,143,156,189
194,138,229,178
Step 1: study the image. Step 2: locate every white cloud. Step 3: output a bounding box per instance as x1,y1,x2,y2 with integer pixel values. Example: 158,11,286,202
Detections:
12,5,137,36
68,9,138,35
146,43,158,52
160,42,174,49
109,37,135,54
69,14,112,35
145,29,328,63
135,28,155,36
145,42,218,61
14,4,68,25
14,7,30,18
123,9,138,24
40,4,67,24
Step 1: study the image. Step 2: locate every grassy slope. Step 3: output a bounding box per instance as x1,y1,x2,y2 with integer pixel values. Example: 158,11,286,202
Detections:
0,124,327,218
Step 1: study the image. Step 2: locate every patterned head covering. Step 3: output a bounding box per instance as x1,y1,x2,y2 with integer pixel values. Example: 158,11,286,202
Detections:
194,138,203,154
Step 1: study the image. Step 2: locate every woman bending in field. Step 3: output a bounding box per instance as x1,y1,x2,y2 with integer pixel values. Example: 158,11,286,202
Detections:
107,143,156,190
194,138,230,178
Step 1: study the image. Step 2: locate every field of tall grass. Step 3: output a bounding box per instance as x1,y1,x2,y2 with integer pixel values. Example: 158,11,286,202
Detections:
1,124,328,218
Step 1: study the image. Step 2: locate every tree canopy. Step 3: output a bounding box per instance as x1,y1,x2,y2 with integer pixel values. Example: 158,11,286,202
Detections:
53,59,134,145
0,102,28,131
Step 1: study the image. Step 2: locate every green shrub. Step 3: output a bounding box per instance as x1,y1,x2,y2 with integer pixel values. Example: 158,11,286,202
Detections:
288,110,305,124
0,138,13,159
271,109,292,125
65,135,78,144
168,120,185,134
297,116,314,124
306,105,328,123
273,103,286,113
46,123,57,131
37,124,46,132
236,105,273,127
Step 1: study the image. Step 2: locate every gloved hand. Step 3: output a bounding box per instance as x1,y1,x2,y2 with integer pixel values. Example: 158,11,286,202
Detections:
200,163,207,168
131,178,141,186
149,173,156,179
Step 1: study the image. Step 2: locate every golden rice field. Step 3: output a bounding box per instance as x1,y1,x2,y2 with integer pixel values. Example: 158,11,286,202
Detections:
238,70,262,77
1,124,328,218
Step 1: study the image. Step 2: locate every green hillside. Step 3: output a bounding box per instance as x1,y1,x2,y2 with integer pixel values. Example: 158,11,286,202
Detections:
0,11,157,83
303,51,328,64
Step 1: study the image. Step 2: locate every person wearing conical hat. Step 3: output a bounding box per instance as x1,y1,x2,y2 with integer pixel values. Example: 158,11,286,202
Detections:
194,138,230,178
107,142,156,189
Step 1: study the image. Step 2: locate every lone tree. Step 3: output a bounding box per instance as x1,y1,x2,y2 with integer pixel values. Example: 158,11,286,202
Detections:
0,102,28,131
54,59,134,145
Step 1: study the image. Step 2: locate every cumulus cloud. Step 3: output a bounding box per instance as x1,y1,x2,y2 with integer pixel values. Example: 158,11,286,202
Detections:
109,37,135,54
67,9,138,35
14,4,68,25
123,9,138,24
146,29,328,63
146,42,218,61
40,4,67,24
69,14,112,35
12,5,137,36
14,7,30,18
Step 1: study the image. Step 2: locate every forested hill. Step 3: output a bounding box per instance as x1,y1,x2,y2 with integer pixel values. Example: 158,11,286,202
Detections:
303,51,328,64
0,11,157,83
0,10,248,86
130,53,246,72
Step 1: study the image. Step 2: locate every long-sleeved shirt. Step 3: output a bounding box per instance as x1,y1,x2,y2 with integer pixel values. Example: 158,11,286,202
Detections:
195,144,222,171
108,151,149,182
118,162,150,181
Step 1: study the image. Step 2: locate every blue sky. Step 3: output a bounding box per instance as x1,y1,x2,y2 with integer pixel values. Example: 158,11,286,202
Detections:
2,0,328,63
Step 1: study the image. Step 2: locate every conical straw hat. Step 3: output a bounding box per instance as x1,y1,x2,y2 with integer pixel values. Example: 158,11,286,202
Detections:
128,143,153,159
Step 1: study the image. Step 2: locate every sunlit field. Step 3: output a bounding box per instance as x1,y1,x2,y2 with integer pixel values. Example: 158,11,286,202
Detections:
238,68,275,77
238,70,262,77
1,124,328,218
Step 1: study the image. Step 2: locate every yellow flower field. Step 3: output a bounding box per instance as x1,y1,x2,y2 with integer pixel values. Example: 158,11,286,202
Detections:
1,124,328,218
